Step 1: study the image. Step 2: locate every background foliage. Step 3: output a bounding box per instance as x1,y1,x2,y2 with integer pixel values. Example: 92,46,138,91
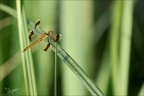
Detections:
0,0,144,96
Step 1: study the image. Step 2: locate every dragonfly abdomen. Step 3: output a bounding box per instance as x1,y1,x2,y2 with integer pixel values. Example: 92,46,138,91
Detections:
22,38,43,52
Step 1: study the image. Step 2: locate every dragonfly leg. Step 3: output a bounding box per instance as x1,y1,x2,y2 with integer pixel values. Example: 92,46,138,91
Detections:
28,19,40,41
44,44,50,51
35,19,40,28
28,31,34,41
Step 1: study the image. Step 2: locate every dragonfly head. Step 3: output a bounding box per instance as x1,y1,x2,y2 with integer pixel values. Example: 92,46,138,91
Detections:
47,30,62,43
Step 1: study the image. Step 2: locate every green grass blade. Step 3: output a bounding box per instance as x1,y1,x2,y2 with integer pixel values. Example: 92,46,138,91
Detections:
0,3,17,18
50,43,104,96
138,83,144,96
16,1,37,95
0,4,104,95
119,0,135,95
0,52,21,81
54,42,57,96
95,47,111,95
16,1,29,95
28,21,104,96
109,1,123,95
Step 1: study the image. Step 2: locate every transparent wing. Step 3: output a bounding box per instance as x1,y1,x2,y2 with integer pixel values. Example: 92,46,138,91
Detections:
38,39,51,51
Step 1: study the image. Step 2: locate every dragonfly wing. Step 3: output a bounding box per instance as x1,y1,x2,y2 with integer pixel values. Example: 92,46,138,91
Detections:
36,39,51,51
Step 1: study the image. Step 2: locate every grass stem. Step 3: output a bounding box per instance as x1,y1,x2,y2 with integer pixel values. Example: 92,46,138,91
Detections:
54,42,57,96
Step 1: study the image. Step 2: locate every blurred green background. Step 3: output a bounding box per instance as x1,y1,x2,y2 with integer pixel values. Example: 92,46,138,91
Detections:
0,0,144,96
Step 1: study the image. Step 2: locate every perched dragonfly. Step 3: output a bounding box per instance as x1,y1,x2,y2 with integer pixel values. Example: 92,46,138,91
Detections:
22,19,61,52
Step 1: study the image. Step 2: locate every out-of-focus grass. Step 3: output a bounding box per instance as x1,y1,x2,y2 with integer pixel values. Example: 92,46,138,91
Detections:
1,2,104,96
0,0,143,96
60,1,95,95
109,1,123,95
16,1,37,95
119,1,135,95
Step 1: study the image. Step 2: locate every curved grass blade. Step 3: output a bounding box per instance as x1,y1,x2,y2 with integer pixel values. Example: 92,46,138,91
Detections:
0,3,17,18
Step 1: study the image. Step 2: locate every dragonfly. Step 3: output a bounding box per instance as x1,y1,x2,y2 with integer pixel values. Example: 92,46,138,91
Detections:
22,19,62,52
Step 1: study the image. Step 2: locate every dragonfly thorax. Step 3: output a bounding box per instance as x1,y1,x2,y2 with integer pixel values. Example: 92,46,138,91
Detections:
47,30,54,37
